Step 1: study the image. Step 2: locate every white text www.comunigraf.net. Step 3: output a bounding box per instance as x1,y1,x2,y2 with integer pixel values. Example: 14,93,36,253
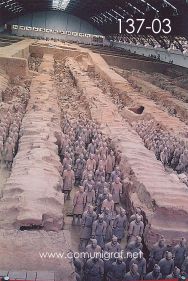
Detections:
39,251,142,261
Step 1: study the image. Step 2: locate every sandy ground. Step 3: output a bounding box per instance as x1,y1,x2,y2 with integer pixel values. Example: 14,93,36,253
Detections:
0,188,79,280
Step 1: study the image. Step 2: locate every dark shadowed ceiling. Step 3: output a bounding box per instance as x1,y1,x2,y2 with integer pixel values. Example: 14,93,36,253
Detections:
0,0,188,38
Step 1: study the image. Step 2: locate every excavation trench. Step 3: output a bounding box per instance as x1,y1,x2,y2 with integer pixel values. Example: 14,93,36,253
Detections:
28,53,43,72
115,68,188,124
88,55,188,141
54,58,134,213
56,57,149,231
0,74,31,200
88,69,188,179
54,58,91,243
53,57,150,258
65,56,188,249
116,68,188,103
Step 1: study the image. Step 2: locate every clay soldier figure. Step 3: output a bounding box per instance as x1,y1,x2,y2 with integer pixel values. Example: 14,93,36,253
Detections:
80,205,97,250
62,165,75,200
100,142,108,157
85,239,101,261
131,236,143,253
182,256,188,278
167,140,175,165
157,140,165,160
166,266,181,279
144,135,152,150
95,165,105,182
154,140,161,160
106,150,115,181
97,188,109,215
72,186,86,225
0,136,4,167
86,154,96,172
92,214,107,248
85,125,91,145
124,263,140,281
106,257,126,281
94,149,101,168
130,207,143,222
4,113,11,135
85,184,95,209
74,154,86,185
68,249,82,281
12,131,19,156
75,143,87,161
166,239,176,256
83,174,95,191
145,264,162,280
104,235,122,275
95,137,102,150
130,251,146,280
103,178,110,190
80,128,88,145
84,257,104,281
111,177,122,208
160,147,169,166
115,150,122,166
82,165,94,182
113,208,128,243
4,137,14,170
104,235,122,255
101,194,114,216
95,179,104,198
60,134,70,157
176,149,188,173
87,139,96,155
62,152,72,171
11,121,19,133
148,236,167,269
171,145,182,169
124,245,136,272
125,237,143,272
110,166,122,183
75,125,82,140
173,238,187,269
128,215,144,243
95,177,109,198
102,208,113,242
98,154,107,172
0,125,6,143
158,251,174,278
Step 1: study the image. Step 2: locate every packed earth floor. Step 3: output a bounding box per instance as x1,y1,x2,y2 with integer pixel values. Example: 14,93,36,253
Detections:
0,41,188,281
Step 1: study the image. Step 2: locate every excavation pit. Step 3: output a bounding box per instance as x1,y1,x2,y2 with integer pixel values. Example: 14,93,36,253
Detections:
0,39,188,280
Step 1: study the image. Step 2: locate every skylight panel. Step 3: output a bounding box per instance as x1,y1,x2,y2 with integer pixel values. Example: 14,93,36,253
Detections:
52,0,70,10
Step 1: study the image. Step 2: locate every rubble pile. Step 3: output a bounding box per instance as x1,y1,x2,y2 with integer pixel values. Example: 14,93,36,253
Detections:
89,71,126,111
54,60,90,120
28,54,43,72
